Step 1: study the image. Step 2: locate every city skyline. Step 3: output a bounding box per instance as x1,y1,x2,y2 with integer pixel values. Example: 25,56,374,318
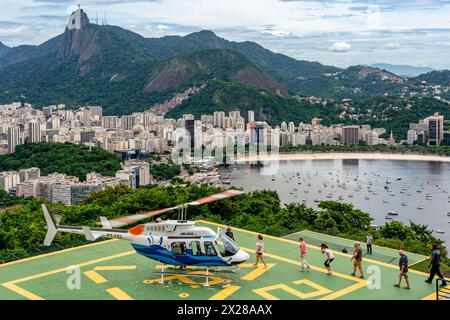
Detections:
1,1,450,69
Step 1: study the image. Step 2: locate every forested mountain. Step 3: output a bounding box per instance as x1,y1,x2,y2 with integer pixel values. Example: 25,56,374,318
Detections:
0,9,449,124
0,41,10,58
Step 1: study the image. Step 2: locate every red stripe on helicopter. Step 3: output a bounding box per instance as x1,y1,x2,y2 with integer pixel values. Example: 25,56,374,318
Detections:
128,224,145,235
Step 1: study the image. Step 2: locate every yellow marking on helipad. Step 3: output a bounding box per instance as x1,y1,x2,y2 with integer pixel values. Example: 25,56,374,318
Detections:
292,279,332,298
422,291,437,300
209,285,241,300
239,263,276,281
237,244,366,300
107,287,134,300
2,282,44,300
1,250,135,300
0,239,118,269
95,265,136,271
239,245,365,283
84,270,108,284
319,281,367,300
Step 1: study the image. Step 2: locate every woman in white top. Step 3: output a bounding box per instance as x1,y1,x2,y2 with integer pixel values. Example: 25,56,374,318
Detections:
321,243,335,275
253,234,268,269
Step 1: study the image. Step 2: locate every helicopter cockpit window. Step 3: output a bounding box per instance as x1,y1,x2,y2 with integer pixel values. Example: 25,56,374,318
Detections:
191,241,202,256
171,242,187,255
204,241,217,256
218,232,240,257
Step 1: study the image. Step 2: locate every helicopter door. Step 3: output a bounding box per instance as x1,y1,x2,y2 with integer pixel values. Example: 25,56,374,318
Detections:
203,241,218,256
171,242,187,255
191,241,202,256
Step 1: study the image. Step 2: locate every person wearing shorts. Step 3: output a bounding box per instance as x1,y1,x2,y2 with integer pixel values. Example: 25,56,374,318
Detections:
395,250,410,289
351,241,364,279
321,243,334,275
254,234,267,269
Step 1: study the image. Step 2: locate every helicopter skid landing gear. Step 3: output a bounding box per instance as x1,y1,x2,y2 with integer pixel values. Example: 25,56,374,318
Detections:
150,267,232,288
164,265,240,274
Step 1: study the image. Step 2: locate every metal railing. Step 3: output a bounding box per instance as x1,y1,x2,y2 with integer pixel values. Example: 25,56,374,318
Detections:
436,278,450,300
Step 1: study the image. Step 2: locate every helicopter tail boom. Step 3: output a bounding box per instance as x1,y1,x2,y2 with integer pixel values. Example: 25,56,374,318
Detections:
41,204,137,246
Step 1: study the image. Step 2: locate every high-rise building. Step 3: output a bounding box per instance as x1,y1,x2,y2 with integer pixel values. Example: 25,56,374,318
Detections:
185,119,195,149
213,111,225,128
7,126,20,154
341,126,360,145
426,113,444,146
121,115,136,130
102,116,118,129
28,120,41,143
247,110,255,124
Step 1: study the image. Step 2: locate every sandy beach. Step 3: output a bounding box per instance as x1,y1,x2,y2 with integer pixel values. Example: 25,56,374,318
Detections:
241,152,450,163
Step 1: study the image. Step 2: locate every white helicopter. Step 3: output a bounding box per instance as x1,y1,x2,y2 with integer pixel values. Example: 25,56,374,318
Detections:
42,189,250,286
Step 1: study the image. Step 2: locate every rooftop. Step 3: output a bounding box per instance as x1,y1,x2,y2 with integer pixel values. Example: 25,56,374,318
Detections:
0,221,441,300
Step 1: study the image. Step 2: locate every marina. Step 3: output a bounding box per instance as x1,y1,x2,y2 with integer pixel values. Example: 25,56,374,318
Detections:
220,159,450,244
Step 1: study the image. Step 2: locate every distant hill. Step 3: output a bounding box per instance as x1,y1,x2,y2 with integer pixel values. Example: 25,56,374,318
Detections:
0,41,10,58
371,63,434,77
408,70,450,86
166,79,336,125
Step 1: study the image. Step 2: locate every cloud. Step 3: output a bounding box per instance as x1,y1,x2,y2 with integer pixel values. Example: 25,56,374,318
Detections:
157,24,170,30
385,42,400,50
329,41,352,52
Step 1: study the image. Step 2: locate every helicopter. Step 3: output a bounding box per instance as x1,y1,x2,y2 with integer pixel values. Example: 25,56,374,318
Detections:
42,189,250,286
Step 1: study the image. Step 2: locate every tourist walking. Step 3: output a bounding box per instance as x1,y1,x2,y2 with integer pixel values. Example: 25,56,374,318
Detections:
254,234,267,269
321,243,334,275
351,241,364,279
366,233,373,255
299,237,311,271
394,250,410,289
425,244,447,287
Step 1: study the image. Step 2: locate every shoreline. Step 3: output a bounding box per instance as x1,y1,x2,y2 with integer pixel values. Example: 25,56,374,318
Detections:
240,152,450,163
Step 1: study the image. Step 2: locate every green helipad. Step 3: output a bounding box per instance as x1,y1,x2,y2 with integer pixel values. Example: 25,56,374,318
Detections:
0,221,440,300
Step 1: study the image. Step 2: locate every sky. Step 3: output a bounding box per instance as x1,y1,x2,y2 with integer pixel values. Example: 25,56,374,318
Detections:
1,0,450,69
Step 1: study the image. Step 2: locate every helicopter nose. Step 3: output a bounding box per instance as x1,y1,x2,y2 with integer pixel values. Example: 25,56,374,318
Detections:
231,249,250,264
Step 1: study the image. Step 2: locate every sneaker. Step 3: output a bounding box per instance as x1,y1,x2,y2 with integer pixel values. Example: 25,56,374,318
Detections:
359,276,365,279
394,284,400,288
425,280,432,284
404,286,411,290
299,268,305,272
351,273,356,276
440,283,448,287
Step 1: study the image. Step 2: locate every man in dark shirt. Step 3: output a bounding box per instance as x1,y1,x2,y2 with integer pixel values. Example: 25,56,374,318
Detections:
394,250,410,289
225,227,235,241
425,244,447,287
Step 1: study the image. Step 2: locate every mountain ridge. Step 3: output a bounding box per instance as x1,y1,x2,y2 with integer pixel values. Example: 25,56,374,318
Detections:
371,63,434,77
0,10,449,124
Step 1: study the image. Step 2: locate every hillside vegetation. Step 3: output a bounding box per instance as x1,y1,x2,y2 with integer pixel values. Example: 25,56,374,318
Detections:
0,142,121,181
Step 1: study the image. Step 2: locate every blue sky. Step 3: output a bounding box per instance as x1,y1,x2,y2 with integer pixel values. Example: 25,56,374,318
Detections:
1,0,450,69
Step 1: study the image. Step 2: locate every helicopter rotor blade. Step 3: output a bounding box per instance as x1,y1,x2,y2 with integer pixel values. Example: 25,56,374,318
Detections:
108,190,244,228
